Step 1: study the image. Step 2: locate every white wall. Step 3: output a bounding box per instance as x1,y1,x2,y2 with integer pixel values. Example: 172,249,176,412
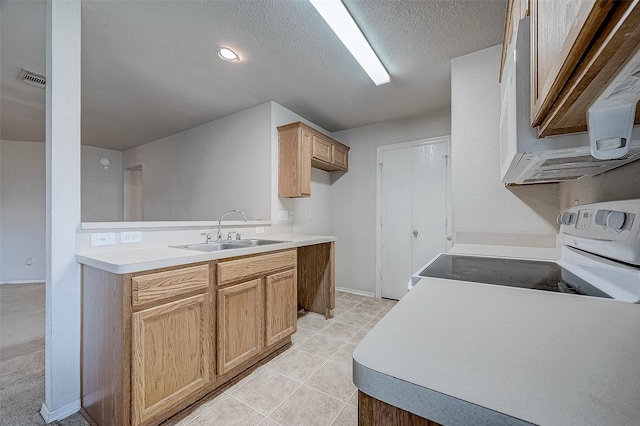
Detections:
81,146,123,221
123,103,272,221
329,110,452,293
1,140,46,282
0,141,123,282
292,168,333,234
559,161,640,209
451,45,559,244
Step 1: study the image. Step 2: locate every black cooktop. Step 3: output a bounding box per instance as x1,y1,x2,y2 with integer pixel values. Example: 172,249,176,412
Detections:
417,254,611,298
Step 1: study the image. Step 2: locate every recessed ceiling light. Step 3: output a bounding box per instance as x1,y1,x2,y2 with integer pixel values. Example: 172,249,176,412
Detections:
216,47,240,63
309,0,390,86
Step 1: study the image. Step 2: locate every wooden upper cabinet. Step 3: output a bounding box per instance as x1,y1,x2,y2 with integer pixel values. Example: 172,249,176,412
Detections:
527,0,640,136
332,144,349,170
500,0,530,81
278,121,350,198
312,135,332,164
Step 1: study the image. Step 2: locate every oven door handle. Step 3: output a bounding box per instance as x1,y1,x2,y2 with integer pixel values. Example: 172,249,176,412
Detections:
558,281,584,295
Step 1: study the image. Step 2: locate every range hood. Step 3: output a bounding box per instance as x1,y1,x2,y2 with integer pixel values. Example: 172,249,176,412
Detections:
500,17,640,185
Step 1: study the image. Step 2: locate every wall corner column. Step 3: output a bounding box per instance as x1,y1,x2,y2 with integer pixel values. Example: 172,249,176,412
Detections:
42,0,82,421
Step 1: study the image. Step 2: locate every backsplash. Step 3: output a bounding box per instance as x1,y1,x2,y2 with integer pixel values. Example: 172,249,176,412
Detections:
559,160,640,209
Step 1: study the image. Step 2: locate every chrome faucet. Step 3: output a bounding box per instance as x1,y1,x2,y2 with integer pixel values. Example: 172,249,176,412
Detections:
200,232,212,243
217,209,247,240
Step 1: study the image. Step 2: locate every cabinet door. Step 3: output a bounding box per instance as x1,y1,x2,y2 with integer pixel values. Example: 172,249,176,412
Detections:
278,126,311,198
300,129,312,196
217,279,263,375
265,269,297,346
312,135,332,164
332,144,348,170
532,1,640,136
131,294,212,426
530,0,618,132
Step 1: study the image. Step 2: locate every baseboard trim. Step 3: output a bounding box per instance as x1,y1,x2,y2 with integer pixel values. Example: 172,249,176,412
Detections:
0,280,45,285
336,286,376,298
41,399,81,422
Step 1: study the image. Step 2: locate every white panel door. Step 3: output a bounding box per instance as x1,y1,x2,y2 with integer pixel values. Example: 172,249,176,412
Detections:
381,148,413,300
381,141,450,300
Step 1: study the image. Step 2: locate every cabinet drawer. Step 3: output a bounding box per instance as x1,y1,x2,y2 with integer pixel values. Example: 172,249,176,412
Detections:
332,144,348,170
312,136,332,164
218,250,297,286
132,265,209,307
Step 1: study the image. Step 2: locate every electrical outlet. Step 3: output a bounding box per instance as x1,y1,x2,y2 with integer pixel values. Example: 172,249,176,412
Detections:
256,227,265,234
120,231,142,244
90,232,116,247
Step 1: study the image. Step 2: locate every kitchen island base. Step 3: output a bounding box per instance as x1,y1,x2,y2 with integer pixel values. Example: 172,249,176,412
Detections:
81,250,298,426
359,391,442,426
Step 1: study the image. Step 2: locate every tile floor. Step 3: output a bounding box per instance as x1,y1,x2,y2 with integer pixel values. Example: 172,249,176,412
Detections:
0,284,397,426
174,291,397,426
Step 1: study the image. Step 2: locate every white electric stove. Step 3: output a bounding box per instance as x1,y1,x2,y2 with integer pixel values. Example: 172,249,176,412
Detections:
410,199,640,303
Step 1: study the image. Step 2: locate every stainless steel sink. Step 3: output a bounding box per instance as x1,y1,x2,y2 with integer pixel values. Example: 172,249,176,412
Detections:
171,242,241,252
233,239,286,246
171,239,287,252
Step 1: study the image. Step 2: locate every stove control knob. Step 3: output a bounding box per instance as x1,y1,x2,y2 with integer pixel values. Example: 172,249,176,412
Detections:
557,212,576,225
606,211,626,230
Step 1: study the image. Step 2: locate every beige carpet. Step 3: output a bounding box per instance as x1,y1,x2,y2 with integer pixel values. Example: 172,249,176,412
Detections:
0,339,88,426
0,283,87,426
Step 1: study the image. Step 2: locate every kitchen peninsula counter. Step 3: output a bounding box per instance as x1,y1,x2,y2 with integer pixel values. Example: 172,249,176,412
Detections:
353,279,640,426
76,234,334,274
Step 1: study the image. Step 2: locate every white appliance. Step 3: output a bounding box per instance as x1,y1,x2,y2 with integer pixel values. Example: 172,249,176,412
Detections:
410,199,640,303
500,17,640,185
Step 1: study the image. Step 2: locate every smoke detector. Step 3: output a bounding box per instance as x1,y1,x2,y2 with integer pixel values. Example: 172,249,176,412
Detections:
18,69,46,88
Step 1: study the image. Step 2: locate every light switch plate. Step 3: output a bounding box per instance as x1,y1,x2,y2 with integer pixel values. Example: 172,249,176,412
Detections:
91,232,116,247
120,231,142,244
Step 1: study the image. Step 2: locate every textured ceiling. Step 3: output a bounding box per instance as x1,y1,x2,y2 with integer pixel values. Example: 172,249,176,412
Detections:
0,0,506,151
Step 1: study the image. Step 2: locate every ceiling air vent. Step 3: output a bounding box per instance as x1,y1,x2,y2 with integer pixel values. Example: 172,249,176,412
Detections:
18,69,46,88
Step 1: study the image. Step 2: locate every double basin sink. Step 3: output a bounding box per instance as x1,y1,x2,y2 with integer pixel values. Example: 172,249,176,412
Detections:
172,239,287,252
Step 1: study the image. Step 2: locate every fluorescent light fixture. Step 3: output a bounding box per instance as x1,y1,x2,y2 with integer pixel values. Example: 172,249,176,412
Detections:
309,0,390,85
216,46,240,63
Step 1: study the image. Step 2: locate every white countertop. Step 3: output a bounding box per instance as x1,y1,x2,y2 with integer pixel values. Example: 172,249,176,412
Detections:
353,279,640,426
76,234,334,274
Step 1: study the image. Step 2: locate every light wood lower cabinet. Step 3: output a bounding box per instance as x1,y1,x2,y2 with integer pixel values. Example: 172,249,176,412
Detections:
131,293,212,425
217,250,297,374
81,262,215,426
297,242,335,318
265,269,297,346
217,278,264,375
81,245,331,426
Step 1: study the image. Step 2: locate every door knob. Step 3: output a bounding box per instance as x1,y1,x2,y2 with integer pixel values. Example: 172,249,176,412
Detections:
447,236,452,241
412,229,418,237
